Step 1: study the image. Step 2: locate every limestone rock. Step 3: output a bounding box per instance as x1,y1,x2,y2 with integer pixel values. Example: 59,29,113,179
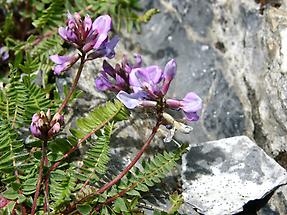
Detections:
181,136,287,215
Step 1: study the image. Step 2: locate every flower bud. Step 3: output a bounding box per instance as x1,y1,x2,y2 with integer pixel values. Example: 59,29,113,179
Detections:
30,111,64,140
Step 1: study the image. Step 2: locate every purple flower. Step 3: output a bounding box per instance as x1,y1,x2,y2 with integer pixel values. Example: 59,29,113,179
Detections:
50,54,80,75
166,92,202,121
58,12,118,57
30,110,64,140
116,91,156,109
0,47,9,62
95,54,143,92
129,59,176,98
116,59,176,109
116,58,202,122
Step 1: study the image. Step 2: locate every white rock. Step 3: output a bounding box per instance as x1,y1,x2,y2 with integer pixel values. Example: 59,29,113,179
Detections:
181,136,287,215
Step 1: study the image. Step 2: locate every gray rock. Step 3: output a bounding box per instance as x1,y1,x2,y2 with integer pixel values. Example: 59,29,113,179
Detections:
181,136,287,215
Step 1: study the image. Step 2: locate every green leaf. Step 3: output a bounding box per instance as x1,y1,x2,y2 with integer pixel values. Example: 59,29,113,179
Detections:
18,195,26,204
113,197,128,213
2,188,19,200
74,100,129,139
77,204,92,215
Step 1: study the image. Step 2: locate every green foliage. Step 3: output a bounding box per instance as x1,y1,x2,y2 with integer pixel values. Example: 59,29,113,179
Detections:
66,0,159,32
0,73,52,127
32,0,65,29
50,169,77,210
76,124,114,183
116,144,188,199
71,100,129,139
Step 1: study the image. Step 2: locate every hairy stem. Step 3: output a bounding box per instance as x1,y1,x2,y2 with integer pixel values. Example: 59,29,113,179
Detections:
31,140,47,215
57,53,86,115
64,120,162,214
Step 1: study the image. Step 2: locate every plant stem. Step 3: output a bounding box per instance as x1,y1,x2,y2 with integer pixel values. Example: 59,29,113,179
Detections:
64,120,162,214
44,156,49,214
57,53,86,115
31,140,47,215
94,177,144,213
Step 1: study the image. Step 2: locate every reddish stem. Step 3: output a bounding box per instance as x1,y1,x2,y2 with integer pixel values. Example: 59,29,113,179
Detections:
44,156,49,213
64,120,162,214
31,141,47,215
94,178,143,213
57,53,86,115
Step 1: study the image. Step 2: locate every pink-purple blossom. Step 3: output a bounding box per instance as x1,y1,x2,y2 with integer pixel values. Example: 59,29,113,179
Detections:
51,12,119,75
30,110,64,140
0,196,10,209
49,54,80,75
166,92,202,121
113,58,202,122
95,54,142,92
58,12,118,56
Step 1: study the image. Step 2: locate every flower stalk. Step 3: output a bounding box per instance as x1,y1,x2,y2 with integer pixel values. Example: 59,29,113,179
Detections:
31,140,47,215
57,53,86,114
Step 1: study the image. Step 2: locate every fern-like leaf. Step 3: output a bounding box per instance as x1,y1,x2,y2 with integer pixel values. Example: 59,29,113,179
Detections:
50,169,77,210
71,100,129,139
116,144,188,197
32,0,65,29
77,123,114,183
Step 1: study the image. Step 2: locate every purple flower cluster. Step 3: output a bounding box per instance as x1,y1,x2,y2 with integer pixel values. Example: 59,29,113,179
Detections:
95,55,202,122
50,12,118,75
95,54,142,92
30,110,64,140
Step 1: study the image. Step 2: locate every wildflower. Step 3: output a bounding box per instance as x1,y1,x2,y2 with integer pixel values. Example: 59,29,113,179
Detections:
95,54,142,92
116,59,177,108
114,58,202,121
58,12,118,57
0,47,9,62
30,110,64,140
49,54,80,75
166,92,202,121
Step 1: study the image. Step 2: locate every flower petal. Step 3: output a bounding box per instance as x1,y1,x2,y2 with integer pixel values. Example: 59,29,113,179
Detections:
84,15,92,32
54,65,67,75
92,15,112,35
95,72,112,91
58,27,77,42
103,60,116,77
104,35,119,59
181,92,202,112
30,123,42,138
136,66,163,84
163,59,176,81
183,111,200,121
93,33,108,49
50,54,70,64
116,91,142,109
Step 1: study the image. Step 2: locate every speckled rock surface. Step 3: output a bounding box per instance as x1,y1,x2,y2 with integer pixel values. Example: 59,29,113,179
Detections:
181,136,287,215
